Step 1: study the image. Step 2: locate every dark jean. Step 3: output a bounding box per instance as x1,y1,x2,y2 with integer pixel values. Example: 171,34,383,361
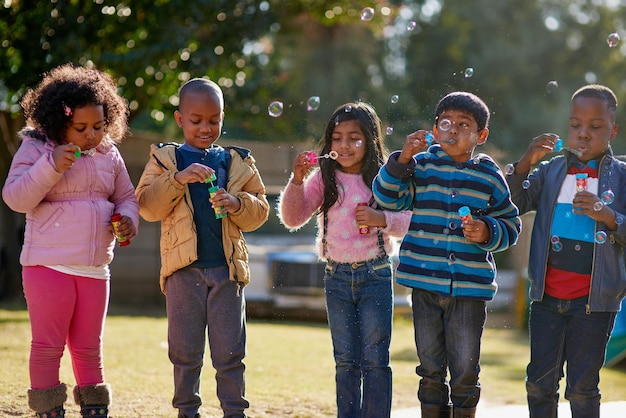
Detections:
411,288,486,409
324,257,394,418
526,295,616,418
165,266,248,418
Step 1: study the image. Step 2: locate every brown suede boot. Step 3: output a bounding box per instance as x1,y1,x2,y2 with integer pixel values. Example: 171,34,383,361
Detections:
27,383,67,417
421,402,452,418
73,383,111,418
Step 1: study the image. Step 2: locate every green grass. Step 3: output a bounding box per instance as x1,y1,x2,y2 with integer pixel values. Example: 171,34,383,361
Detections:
1,303,625,417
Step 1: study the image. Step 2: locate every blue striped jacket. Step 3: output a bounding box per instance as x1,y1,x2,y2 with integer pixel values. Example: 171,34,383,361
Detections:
373,147,521,300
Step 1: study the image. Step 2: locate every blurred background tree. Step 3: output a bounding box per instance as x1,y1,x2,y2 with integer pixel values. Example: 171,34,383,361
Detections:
1,0,626,297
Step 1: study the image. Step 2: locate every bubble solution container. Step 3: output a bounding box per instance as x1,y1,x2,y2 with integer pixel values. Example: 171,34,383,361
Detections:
357,202,370,234
206,173,227,219
575,173,588,192
111,213,130,247
458,206,473,225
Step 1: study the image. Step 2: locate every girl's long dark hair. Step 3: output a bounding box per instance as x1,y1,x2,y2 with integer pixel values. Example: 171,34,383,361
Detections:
318,102,388,214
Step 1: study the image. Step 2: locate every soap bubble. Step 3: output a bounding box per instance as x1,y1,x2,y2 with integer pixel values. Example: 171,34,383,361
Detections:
616,215,624,225
550,235,560,244
306,96,320,111
522,179,531,189
439,118,452,131
355,139,363,147
407,21,417,31
595,231,608,244
574,244,581,251
505,164,515,176
386,126,394,135
552,242,563,252
268,101,283,117
360,7,374,21
601,190,615,205
390,95,399,104
546,80,558,94
464,67,474,78
607,32,620,48
345,105,353,113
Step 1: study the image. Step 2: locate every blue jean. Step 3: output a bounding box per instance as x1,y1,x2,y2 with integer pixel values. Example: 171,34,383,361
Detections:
324,256,394,418
165,266,248,418
526,295,616,418
411,288,486,409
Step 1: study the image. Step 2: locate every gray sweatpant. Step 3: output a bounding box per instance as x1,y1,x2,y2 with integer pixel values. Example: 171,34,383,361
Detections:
165,265,248,418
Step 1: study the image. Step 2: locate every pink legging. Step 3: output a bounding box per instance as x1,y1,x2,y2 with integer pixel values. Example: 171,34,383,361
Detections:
23,266,109,390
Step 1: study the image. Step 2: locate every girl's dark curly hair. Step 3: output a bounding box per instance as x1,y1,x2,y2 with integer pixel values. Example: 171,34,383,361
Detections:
20,63,129,145
317,102,388,214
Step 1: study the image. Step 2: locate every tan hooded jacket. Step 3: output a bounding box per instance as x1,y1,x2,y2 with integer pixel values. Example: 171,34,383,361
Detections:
135,143,269,293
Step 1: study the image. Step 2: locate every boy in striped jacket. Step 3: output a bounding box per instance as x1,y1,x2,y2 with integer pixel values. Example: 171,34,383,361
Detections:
373,91,520,418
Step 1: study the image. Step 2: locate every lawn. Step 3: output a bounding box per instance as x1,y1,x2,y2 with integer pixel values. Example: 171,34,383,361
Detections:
1,301,625,417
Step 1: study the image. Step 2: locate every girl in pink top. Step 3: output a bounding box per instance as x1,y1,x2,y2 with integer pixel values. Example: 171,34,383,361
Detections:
2,64,138,418
278,102,411,418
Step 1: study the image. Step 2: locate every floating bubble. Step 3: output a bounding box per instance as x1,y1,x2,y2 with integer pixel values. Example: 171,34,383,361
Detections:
360,7,374,21
546,80,558,94
595,231,608,244
439,118,452,131
522,179,531,189
449,221,458,230
386,126,394,135
552,242,563,252
505,164,515,176
550,235,560,244
407,21,417,31
617,215,624,225
390,95,399,104
345,105,353,112
601,190,615,205
451,189,459,198
464,67,474,78
607,32,620,48
306,96,320,111
268,101,283,117
355,139,363,147
574,244,581,251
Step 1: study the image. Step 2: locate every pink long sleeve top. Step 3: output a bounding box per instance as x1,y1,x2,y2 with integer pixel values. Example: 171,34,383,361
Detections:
278,169,411,263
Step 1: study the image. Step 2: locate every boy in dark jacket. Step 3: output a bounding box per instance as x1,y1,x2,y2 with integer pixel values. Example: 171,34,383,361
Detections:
505,84,626,418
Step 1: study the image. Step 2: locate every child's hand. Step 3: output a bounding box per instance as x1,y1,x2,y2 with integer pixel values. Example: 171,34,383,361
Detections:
109,215,137,241
462,219,489,244
52,144,79,172
175,163,216,185
355,204,387,228
515,133,559,174
573,191,618,228
292,151,314,185
209,188,240,215
399,130,430,163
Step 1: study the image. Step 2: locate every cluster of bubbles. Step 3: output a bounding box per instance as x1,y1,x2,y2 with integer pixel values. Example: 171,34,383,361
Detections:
268,96,321,117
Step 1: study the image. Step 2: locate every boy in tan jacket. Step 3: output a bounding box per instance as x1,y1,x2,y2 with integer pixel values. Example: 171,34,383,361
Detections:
136,78,269,418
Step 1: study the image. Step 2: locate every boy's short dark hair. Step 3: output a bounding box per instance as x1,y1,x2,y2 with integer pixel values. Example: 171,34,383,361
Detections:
572,84,617,112
434,92,490,130
178,78,223,110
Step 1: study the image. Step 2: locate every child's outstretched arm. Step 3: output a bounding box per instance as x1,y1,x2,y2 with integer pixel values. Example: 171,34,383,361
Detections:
278,152,322,231
372,151,416,212
512,133,559,175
